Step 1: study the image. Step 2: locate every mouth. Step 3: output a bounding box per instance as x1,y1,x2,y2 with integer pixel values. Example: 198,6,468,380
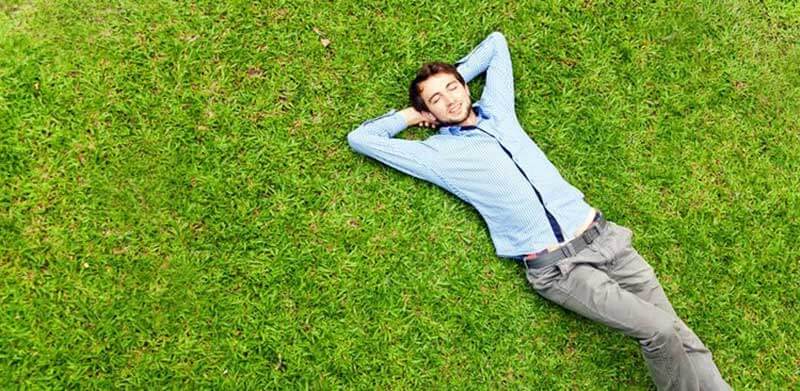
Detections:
448,103,462,115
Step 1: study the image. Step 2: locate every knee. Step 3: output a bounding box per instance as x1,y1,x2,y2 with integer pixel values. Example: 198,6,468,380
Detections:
640,319,681,353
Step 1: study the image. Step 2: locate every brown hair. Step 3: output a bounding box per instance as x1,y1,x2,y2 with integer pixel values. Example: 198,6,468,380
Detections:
408,62,466,112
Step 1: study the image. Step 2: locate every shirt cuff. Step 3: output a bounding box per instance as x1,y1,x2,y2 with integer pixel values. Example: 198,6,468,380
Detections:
385,109,408,137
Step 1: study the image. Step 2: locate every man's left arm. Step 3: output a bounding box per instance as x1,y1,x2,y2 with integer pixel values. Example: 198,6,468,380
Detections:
454,32,515,116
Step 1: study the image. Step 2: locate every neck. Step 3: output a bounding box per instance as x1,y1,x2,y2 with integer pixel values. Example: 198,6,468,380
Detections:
457,109,478,127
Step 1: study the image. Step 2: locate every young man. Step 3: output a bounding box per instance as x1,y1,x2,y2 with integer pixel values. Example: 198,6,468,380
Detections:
347,32,731,390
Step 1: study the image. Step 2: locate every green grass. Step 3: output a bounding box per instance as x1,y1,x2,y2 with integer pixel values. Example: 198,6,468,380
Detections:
1,0,799,388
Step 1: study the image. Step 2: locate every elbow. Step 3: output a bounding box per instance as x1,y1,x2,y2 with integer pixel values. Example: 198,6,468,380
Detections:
347,129,364,152
490,31,507,46
490,31,506,41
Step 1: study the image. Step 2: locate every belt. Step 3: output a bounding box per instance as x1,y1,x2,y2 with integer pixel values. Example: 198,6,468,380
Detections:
521,212,608,269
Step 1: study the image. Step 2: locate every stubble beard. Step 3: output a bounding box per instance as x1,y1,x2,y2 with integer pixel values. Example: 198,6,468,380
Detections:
438,102,471,126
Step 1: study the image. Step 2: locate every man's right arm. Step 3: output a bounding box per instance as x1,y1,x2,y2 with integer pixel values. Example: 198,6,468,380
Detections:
347,109,445,186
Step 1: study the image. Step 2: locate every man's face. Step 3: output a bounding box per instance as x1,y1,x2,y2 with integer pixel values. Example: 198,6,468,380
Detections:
418,72,472,125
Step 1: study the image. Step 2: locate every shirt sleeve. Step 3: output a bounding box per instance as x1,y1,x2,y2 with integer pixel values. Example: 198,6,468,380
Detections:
454,32,515,117
347,110,447,188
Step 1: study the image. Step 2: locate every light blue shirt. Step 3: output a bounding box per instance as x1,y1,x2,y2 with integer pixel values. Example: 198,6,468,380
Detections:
347,32,594,258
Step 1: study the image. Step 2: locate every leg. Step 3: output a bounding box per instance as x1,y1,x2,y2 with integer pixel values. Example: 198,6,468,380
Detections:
602,223,731,390
527,258,700,391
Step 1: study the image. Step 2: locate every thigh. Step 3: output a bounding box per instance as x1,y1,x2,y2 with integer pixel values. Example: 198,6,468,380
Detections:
603,223,678,317
528,261,676,340
604,232,712,355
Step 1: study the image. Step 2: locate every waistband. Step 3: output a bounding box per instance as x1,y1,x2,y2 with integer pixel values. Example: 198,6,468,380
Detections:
516,212,608,269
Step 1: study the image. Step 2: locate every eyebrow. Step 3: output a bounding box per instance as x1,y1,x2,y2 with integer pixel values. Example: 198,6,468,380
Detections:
428,81,459,103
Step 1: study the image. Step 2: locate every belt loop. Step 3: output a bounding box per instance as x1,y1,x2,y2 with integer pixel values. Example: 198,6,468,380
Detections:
516,255,526,269
563,243,575,258
580,229,593,245
585,225,600,242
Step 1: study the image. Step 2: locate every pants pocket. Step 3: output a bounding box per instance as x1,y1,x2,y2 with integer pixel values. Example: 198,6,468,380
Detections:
526,265,568,304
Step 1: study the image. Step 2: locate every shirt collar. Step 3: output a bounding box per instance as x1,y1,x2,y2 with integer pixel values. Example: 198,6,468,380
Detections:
439,103,490,135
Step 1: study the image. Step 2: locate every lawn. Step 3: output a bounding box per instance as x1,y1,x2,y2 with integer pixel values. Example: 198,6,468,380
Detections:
1,0,799,388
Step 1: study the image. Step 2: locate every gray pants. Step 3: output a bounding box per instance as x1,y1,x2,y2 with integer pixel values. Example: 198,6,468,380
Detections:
525,221,731,390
